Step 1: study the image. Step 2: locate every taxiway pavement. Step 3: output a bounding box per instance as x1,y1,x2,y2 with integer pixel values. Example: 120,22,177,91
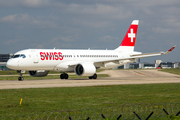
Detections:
0,69,180,89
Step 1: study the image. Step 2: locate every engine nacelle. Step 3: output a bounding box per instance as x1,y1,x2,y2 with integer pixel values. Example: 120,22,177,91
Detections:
75,63,96,76
28,70,49,77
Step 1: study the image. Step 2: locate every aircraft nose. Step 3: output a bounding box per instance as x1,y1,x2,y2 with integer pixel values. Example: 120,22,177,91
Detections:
6,59,18,69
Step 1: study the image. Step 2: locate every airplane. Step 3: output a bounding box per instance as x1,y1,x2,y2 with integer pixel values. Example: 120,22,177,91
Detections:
6,20,176,81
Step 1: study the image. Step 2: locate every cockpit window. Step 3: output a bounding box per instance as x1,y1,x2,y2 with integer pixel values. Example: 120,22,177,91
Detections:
11,55,20,58
11,54,26,59
20,54,26,58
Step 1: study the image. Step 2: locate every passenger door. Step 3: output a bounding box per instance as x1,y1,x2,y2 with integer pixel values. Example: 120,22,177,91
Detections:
31,50,39,63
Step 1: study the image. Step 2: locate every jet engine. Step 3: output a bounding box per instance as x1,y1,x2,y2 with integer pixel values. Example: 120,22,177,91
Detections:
28,70,49,77
75,63,96,76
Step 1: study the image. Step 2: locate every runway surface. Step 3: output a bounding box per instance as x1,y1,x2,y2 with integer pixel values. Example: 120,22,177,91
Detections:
0,69,180,89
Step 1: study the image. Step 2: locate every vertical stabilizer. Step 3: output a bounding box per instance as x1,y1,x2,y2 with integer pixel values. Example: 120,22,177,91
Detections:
115,20,139,52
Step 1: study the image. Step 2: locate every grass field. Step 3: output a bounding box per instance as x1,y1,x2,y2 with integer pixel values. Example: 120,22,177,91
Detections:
0,69,180,119
0,83,180,118
159,68,180,75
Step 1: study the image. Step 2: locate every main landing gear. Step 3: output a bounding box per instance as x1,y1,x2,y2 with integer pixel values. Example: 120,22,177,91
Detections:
89,73,97,79
60,73,69,79
60,73,97,79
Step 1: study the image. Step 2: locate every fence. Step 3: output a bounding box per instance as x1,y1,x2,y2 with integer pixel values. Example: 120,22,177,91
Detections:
1,103,180,120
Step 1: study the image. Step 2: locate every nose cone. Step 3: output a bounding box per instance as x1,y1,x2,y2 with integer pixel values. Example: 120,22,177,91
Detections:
6,59,18,70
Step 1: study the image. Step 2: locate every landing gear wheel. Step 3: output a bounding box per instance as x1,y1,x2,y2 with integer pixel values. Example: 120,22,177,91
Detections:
60,73,69,79
89,76,93,79
18,77,24,81
64,74,69,79
60,74,64,79
89,73,97,79
93,73,97,79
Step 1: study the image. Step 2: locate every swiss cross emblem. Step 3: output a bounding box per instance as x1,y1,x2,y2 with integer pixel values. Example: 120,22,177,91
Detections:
128,29,135,42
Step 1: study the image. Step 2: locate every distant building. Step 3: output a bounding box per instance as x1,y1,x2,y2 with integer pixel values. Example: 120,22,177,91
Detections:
117,60,179,69
0,54,11,70
0,54,10,62
159,62,178,68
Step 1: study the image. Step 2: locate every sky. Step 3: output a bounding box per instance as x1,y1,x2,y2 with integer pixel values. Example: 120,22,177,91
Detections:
0,0,180,62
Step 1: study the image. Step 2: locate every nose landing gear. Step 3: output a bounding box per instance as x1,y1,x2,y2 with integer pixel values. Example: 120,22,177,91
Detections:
17,70,25,81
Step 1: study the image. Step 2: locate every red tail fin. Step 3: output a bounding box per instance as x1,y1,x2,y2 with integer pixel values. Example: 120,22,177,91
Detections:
115,20,139,52
120,20,139,46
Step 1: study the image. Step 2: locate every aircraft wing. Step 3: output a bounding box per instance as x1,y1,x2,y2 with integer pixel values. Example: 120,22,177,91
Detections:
130,45,176,59
59,45,176,67
94,45,176,64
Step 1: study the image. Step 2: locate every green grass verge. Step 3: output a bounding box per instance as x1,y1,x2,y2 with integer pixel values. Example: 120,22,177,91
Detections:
0,83,180,117
159,68,180,75
0,70,21,75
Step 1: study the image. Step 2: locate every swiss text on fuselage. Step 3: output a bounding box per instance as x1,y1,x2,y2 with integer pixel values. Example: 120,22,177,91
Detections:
40,52,63,60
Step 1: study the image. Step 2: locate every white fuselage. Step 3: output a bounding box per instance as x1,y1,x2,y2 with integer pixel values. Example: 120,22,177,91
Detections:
7,49,135,72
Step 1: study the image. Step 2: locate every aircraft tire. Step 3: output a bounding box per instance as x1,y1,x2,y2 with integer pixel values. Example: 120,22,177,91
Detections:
60,74,64,79
60,73,68,79
89,76,93,79
64,74,68,79
93,73,97,79
89,74,97,79
18,77,24,81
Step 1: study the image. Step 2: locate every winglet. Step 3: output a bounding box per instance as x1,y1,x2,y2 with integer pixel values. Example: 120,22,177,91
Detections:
163,45,176,55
